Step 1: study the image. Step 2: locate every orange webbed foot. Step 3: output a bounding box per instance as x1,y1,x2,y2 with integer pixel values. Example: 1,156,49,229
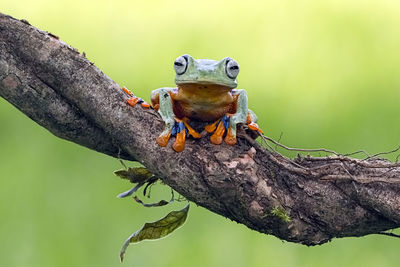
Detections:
171,120,187,152
172,130,186,152
224,127,237,145
248,122,263,133
157,119,198,152
246,113,263,133
208,115,233,145
140,101,150,108
182,118,201,139
210,120,226,145
156,132,171,147
127,97,139,107
122,86,133,96
205,119,220,133
122,86,150,108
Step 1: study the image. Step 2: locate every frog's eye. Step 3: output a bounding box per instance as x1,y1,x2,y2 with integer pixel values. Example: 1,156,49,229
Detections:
225,58,239,79
174,55,188,75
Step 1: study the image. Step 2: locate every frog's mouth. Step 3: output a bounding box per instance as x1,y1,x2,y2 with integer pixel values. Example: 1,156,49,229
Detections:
177,83,233,95
176,78,237,89
177,81,234,89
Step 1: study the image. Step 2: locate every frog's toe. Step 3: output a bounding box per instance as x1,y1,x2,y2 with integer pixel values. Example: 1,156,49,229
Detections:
156,131,171,147
170,121,187,152
157,119,200,151
122,86,139,107
210,120,226,145
122,86,150,108
246,112,263,133
140,101,151,108
182,118,201,139
172,130,186,152
122,86,133,96
205,119,220,133
248,122,263,134
126,97,140,107
127,97,150,108
224,127,237,145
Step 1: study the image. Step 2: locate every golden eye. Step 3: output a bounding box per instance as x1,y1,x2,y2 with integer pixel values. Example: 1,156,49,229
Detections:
225,58,239,79
174,55,188,75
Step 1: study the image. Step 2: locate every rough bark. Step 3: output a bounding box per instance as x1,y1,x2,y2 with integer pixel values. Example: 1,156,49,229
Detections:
1,12,399,245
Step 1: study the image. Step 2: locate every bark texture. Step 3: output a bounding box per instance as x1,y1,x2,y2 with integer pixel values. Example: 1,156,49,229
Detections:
1,13,399,245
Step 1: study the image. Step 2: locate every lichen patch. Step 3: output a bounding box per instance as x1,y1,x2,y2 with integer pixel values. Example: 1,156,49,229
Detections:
249,201,264,218
2,74,20,90
256,179,272,197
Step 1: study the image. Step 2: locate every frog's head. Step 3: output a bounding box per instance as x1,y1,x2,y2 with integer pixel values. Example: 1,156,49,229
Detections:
174,54,239,89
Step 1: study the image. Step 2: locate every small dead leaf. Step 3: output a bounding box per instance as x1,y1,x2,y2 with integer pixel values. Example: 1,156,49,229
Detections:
117,182,145,198
143,176,158,197
114,167,154,184
115,166,158,198
133,191,174,207
119,204,190,262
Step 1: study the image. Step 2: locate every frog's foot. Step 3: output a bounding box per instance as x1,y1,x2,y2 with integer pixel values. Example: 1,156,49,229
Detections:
157,118,201,152
206,112,262,146
224,125,237,145
246,112,263,134
248,122,262,133
122,86,150,108
181,118,201,139
172,123,186,152
156,131,171,147
206,115,231,145
205,119,220,133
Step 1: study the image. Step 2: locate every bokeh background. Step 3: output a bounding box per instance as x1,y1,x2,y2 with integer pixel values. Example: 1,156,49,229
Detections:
1,0,400,266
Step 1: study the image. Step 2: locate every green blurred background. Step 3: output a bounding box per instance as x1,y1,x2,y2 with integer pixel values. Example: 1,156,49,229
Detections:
1,0,400,266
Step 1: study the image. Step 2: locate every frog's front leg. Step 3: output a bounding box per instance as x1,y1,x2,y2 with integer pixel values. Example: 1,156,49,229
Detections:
151,88,200,152
226,90,263,144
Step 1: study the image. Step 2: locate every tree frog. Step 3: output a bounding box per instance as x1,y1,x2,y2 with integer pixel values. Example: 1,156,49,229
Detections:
123,54,262,152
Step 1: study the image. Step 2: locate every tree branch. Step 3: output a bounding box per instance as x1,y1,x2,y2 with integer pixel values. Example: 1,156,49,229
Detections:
1,12,399,245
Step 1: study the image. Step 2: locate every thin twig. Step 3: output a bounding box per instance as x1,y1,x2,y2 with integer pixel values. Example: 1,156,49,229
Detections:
340,162,354,179
363,145,400,161
259,134,341,156
248,132,275,152
275,132,284,151
343,150,370,157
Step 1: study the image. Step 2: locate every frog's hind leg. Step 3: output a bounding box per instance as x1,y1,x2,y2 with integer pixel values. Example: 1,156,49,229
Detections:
172,118,201,151
205,114,233,145
182,118,201,139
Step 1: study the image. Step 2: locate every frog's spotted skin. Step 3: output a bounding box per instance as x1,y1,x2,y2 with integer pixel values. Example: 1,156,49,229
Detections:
126,54,262,152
